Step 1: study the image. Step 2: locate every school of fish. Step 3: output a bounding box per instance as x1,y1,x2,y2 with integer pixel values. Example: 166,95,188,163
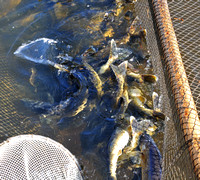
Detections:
13,0,165,179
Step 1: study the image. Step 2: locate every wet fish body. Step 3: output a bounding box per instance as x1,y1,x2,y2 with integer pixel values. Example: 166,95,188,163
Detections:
83,61,103,98
139,133,162,180
128,88,165,120
127,69,157,84
99,39,132,74
40,71,89,122
109,127,130,180
110,61,128,106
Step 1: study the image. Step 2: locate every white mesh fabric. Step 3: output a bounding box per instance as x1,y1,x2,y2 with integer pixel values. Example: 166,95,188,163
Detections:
0,135,83,180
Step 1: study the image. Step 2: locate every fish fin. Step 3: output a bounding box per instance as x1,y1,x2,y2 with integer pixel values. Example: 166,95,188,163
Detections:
118,149,122,156
138,96,146,104
153,110,165,120
118,61,128,77
110,62,127,79
141,74,158,83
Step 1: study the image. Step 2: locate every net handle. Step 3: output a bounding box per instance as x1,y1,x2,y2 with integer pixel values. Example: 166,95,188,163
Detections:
151,0,200,178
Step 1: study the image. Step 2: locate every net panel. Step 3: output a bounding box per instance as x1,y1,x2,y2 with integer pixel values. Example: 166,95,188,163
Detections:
0,49,40,142
135,0,199,179
0,135,83,180
167,0,200,119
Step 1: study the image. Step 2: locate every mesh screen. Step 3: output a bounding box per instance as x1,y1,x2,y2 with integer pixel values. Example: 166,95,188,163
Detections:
0,135,83,180
135,0,199,179
167,0,200,118
0,48,40,142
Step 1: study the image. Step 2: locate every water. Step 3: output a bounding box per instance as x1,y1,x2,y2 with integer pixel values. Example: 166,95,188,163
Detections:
0,0,163,179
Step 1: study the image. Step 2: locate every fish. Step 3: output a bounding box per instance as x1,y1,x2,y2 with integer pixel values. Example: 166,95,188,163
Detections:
127,69,158,84
99,39,118,74
117,117,157,167
40,71,89,123
117,87,131,117
109,127,129,180
110,61,128,106
128,16,141,36
139,133,162,180
98,39,132,74
108,115,132,180
83,60,103,98
128,88,165,120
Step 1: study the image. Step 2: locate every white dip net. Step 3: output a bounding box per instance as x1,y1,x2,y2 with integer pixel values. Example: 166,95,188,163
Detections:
0,134,83,180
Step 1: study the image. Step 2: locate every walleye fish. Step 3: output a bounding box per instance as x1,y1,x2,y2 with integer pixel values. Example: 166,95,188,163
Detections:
128,88,165,120
83,60,103,98
139,133,162,180
99,39,132,74
109,127,130,180
109,114,133,180
117,87,131,116
117,117,157,166
111,61,128,106
128,16,141,35
127,69,158,84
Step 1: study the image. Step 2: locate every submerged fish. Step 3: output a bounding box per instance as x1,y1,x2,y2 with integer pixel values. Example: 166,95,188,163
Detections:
139,133,162,180
99,39,132,74
40,71,89,123
83,60,103,98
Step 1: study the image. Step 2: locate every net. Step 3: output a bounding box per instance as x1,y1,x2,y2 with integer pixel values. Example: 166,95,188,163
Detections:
0,134,83,180
135,0,200,179
0,0,199,179
168,0,200,119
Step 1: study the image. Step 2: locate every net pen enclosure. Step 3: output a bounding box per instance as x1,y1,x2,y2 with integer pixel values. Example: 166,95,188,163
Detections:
0,0,199,180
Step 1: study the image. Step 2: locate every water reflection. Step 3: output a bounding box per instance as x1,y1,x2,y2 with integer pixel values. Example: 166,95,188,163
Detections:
0,0,163,179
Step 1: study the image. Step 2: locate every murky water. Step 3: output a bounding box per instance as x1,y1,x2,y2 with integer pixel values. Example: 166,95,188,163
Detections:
0,0,163,179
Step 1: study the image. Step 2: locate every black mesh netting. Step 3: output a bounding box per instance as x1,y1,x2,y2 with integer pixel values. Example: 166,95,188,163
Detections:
135,0,199,179
168,0,200,119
